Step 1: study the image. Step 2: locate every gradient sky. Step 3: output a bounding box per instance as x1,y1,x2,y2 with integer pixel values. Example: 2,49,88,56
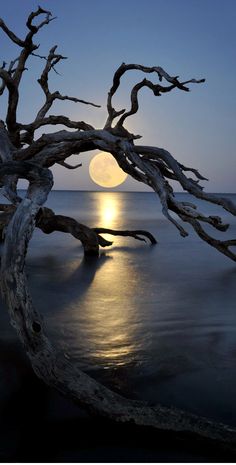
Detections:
1,0,235,192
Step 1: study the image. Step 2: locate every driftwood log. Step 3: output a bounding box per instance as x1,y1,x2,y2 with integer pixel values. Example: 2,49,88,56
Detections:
1,6,236,452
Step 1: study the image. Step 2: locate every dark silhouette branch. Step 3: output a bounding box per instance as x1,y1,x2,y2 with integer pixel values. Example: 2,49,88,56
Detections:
0,7,99,146
1,162,236,451
0,7,57,145
105,62,205,128
93,227,157,244
117,77,204,127
36,46,100,122
57,160,82,170
19,116,94,146
0,8,236,454
1,173,236,452
0,18,25,47
0,204,157,251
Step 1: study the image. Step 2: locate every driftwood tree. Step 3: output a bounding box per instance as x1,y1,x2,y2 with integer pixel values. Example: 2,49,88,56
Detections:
1,6,236,451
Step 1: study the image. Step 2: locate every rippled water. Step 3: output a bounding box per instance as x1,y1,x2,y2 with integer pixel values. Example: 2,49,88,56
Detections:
1,191,236,426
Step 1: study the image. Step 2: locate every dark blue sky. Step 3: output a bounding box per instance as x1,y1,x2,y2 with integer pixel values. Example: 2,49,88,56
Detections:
1,0,235,191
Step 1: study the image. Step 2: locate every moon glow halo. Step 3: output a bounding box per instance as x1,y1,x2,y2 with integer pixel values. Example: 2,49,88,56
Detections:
89,152,128,188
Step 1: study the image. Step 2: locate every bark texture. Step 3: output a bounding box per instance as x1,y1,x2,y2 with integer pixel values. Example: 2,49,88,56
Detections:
0,204,157,252
0,6,236,452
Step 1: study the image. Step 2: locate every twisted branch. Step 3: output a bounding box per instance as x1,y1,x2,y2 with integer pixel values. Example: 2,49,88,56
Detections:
93,227,157,244
105,62,205,128
0,204,157,251
0,7,57,145
1,8,236,454
10,125,236,263
131,144,236,260
0,7,100,147
1,161,236,452
35,46,100,123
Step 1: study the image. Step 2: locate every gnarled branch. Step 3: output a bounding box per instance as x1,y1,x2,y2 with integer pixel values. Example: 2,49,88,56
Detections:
105,62,205,128
93,227,157,244
1,8,236,455
0,204,157,251
0,7,57,145
1,161,236,452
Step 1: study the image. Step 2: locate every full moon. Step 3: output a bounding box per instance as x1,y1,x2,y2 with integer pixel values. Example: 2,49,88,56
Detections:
89,152,128,188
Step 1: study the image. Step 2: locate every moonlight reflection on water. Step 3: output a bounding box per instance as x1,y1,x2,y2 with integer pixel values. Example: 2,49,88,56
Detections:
97,192,123,229
66,252,142,369
1,190,236,426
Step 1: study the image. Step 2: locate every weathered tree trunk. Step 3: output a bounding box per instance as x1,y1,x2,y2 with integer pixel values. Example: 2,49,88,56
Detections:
1,6,236,454
1,178,236,449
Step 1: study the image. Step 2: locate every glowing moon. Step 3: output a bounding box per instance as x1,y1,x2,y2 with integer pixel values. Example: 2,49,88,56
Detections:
89,152,128,188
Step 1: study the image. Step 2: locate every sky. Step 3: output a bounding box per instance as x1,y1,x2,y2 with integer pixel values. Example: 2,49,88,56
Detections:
0,0,235,192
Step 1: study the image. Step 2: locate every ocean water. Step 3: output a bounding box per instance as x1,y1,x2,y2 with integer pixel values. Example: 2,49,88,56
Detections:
1,190,236,428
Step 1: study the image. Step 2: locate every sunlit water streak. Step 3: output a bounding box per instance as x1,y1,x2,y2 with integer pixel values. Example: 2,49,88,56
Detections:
0,191,236,425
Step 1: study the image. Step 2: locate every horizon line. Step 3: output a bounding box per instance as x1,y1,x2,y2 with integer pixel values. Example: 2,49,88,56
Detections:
17,189,236,195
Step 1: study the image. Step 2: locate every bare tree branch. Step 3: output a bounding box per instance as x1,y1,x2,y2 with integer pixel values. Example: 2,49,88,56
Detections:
1,204,157,250
35,45,100,121
1,170,236,449
134,145,236,216
0,17,25,46
1,9,236,453
105,62,205,128
12,123,236,263
19,115,94,136
93,227,157,244
0,58,20,96
26,5,55,32
57,160,82,170
116,77,203,127
0,7,57,145
1,7,100,147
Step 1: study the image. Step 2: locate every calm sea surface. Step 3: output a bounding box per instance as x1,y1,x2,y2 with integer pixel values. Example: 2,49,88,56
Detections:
1,191,236,427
